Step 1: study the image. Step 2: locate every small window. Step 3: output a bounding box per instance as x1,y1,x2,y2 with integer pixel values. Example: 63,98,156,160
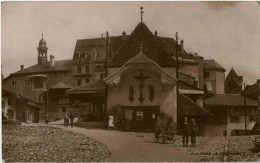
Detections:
11,80,17,86
61,107,67,112
8,98,12,106
77,79,81,86
203,72,210,78
55,73,59,78
34,78,44,89
24,79,31,86
77,66,82,73
85,78,90,84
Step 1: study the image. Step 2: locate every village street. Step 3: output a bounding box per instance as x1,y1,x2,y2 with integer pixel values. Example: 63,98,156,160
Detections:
48,123,193,162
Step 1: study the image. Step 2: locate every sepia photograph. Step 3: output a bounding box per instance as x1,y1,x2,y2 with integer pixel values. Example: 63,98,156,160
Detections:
1,1,260,162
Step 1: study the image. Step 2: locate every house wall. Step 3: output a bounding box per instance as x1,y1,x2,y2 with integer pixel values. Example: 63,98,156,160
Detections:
179,63,199,86
107,70,177,122
2,95,16,120
3,71,74,102
216,71,225,94
203,70,225,94
205,106,259,136
194,58,204,89
161,67,176,78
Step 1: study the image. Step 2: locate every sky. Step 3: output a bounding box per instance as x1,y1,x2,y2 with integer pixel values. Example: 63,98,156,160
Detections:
1,1,260,85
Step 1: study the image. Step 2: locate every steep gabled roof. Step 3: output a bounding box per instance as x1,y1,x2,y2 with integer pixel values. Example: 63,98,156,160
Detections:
203,59,225,72
11,60,72,75
73,36,130,62
109,22,176,67
225,67,243,82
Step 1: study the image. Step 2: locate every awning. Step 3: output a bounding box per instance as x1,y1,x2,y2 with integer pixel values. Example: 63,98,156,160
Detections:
178,93,213,117
67,79,106,94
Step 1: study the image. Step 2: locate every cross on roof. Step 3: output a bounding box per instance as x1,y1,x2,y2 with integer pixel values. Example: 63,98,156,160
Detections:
140,7,144,22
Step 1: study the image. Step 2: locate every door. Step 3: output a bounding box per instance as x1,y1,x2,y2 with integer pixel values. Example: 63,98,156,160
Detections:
33,110,39,123
122,106,160,132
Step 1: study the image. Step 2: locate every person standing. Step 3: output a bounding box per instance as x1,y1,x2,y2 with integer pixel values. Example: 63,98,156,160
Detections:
45,114,49,124
64,113,68,127
182,117,190,147
190,118,198,147
154,116,162,142
69,113,75,128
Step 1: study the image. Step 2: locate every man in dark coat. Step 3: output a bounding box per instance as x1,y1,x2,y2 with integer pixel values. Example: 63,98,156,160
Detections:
69,113,75,128
154,116,162,142
182,117,190,147
190,118,198,147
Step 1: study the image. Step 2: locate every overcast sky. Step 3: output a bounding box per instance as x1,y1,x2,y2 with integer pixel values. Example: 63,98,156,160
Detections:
1,1,260,85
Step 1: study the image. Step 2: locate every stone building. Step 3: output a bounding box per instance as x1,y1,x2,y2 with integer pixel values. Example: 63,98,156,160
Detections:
203,59,226,94
2,87,41,123
68,20,212,133
2,34,107,121
204,94,259,136
3,8,228,131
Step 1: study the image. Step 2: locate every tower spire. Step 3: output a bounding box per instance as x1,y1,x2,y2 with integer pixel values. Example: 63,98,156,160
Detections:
140,7,144,22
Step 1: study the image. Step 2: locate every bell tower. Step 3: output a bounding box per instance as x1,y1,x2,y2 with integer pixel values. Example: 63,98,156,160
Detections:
37,33,48,64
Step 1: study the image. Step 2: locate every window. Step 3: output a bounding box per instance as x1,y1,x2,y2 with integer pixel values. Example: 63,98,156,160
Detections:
55,73,59,78
64,72,68,78
11,80,17,86
24,79,31,86
8,98,12,106
100,73,106,79
86,65,90,74
77,66,82,73
77,79,82,86
34,78,44,89
85,78,90,83
61,107,67,112
203,72,210,78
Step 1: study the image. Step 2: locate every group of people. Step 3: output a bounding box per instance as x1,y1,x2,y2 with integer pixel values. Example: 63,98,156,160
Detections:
182,117,198,147
63,113,75,127
154,116,198,147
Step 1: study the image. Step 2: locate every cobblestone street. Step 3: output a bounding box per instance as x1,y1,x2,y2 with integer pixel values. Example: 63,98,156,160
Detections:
2,125,110,162
227,136,260,162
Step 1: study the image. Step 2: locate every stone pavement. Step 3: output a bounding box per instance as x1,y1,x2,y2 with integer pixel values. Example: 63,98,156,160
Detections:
49,124,193,162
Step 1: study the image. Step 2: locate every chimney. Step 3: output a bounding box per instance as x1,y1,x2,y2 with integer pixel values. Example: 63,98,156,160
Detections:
122,31,126,39
50,55,55,67
20,65,24,71
101,34,104,38
180,40,184,53
195,53,198,56
257,79,260,84
154,31,157,37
